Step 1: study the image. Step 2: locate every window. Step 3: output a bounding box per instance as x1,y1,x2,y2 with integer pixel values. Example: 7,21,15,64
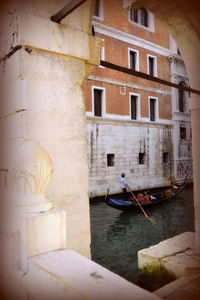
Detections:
180,126,186,139
147,55,157,76
139,153,145,164
99,38,105,68
178,84,184,112
130,9,138,23
92,87,105,117
94,89,102,116
128,48,139,71
130,7,148,27
93,0,103,20
163,152,169,163
140,8,148,27
107,154,115,167
150,98,156,121
130,95,137,120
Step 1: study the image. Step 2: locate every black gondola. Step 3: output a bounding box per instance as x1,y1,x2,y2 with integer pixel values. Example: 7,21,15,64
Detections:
105,179,187,211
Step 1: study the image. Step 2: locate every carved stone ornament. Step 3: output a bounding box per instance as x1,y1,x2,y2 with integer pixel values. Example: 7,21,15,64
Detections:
8,141,54,213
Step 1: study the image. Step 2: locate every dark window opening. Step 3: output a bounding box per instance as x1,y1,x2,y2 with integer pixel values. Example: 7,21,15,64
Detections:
150,98,156,121
94,89,102,117
130,51,137,71
163,152,169,163
131,95,137,120
130,8,148,27
107,154,115,167
148,57,155,76
130,9,138,23
93,0,100,17
178,86,184,112
140,8,148,27
180,126,186,139
139,152,145,164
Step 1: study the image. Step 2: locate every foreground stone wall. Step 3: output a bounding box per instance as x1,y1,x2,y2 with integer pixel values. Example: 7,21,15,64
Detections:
0,0,103,263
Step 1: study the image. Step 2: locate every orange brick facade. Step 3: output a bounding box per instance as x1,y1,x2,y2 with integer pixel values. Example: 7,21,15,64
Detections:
83,1,191,197
84,0,172,121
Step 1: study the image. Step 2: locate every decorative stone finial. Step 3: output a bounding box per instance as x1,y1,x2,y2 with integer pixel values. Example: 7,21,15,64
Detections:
8,141,54,212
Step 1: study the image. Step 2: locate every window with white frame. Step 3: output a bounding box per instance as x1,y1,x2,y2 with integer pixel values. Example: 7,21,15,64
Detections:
93,0,104,20
130,93,140,120
149,97,158,121
129,7,148,27
147,54,157,77
129,8,154,31
99,38,105,68
92,86,105,117
128,48,139,71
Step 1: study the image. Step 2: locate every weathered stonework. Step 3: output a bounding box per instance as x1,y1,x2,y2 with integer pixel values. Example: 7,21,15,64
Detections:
87,117,172,197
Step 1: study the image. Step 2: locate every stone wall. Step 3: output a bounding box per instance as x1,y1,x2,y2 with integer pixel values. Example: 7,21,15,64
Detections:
87,117,172,197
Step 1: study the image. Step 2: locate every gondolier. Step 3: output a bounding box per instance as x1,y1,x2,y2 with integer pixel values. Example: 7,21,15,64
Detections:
120,173,129,200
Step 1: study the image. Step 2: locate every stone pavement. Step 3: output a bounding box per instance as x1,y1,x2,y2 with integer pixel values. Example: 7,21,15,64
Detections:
154,273,200,300
138,231,200,299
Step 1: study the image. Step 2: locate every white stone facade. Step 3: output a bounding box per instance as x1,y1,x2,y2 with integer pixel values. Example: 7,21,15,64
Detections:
169,37,192,183
87,117,172,197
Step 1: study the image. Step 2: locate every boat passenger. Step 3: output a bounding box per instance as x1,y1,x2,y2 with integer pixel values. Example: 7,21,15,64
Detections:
144,192,151,202
137,192,143,197
164,189,172,197
137,192,145,202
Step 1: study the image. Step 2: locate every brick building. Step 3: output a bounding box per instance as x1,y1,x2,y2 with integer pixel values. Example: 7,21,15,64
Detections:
83,0,192,197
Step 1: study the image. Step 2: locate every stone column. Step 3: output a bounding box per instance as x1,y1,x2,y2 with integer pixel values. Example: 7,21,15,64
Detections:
189,95,200,252
0,0,103,268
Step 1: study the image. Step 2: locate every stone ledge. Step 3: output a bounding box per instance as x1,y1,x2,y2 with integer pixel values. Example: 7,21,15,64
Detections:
22,250,160,300
138,232,200,278
154,274,200,299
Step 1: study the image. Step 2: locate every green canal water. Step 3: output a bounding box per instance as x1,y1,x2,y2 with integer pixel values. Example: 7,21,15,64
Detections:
90,185,194,285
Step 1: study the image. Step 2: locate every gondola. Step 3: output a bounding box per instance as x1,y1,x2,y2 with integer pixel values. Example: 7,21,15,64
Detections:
105,179,187,211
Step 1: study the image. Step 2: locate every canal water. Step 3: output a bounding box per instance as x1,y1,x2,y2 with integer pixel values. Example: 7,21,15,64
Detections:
90,185,194,285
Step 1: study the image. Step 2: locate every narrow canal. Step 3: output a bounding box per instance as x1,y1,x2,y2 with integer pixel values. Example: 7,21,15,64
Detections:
90,185,194,285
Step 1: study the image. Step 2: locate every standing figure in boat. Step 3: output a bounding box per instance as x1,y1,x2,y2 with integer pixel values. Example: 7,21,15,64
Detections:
120,173,129,200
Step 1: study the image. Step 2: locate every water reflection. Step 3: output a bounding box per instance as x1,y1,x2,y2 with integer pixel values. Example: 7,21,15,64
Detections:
90,186,194,284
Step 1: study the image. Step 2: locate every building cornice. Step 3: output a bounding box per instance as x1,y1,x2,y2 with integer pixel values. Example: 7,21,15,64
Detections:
87,75,171,96
93,21,171,57
86,115,173,127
